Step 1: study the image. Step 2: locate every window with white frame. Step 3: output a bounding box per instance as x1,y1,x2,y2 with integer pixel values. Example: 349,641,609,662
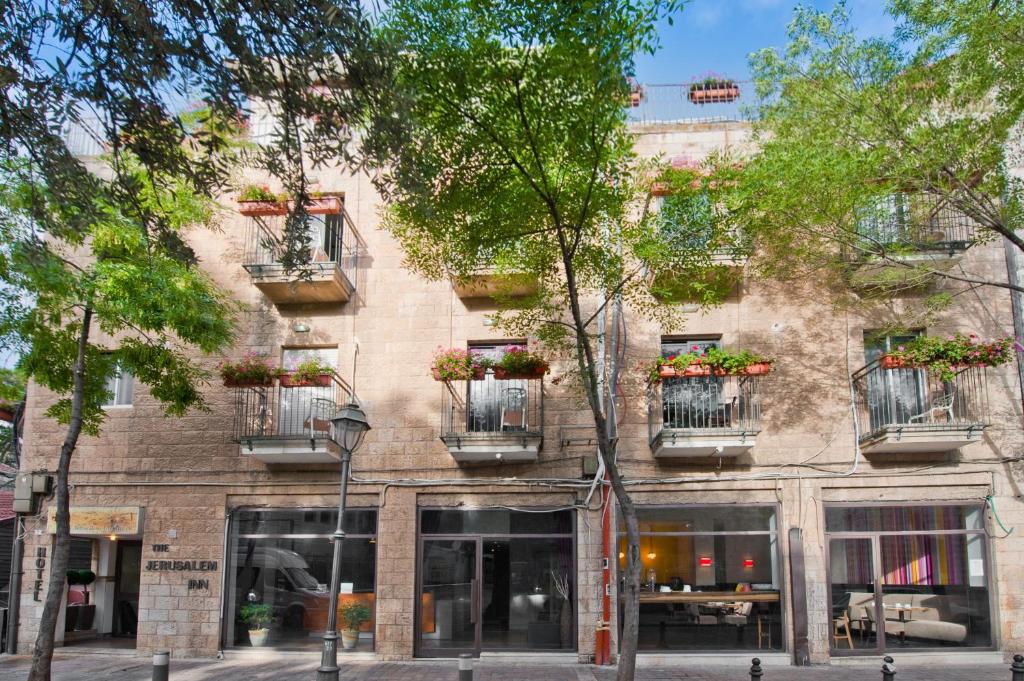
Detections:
103,367,134,407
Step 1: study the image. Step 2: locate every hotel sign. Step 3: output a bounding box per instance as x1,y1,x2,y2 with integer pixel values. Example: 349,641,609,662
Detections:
47,506,143,536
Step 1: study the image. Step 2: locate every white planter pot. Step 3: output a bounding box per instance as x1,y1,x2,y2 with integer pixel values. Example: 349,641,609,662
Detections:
341,629,360,650
248,628,270,647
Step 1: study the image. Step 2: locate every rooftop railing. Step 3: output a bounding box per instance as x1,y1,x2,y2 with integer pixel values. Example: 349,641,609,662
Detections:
627,82,756,127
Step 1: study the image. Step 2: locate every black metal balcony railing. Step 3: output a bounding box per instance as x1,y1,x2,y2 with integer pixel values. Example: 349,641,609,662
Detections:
242,209,363,290
852,361,990,443
231,373,353,446
647,375,762,445
441,372,544,442
853,194,977,256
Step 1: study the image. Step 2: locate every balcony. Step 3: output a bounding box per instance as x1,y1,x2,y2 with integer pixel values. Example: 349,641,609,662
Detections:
647,374,762,458
852,361,989,454
242,200,363,305
231,373,353,464
440,372,544,463
847,194,977,289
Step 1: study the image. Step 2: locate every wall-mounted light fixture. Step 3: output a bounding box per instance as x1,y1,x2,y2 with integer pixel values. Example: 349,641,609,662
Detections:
743,558,755,568
292,322,310,333
699,556,713,568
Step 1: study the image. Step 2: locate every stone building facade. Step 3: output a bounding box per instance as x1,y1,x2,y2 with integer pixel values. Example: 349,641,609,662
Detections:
12,110,1024,667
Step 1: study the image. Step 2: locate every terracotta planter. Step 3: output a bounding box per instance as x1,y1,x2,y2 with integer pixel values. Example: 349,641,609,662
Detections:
238,197,342,217
741,362,772,376
238,200,288,217
658,361,772,378
688,85,740,104
880,355,908,369
222,377,274,388
630,91,642,107
431,366,487,381
493,366,547,380
650,182,672,197
280,373,333,388
341,629,360,650
0,407,14,423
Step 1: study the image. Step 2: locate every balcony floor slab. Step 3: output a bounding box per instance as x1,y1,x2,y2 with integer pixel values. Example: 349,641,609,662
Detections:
651,430,757,458
442,433,542,463
239,437,341,464
859,424,984,454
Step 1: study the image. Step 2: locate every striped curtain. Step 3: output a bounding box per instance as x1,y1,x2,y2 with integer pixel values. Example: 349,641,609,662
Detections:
881,534,965,586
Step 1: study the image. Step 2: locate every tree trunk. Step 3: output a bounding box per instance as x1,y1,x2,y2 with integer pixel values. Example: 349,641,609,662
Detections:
28,307,92,681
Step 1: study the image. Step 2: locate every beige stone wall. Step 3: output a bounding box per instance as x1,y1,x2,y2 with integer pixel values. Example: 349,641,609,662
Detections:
15,119,1024,662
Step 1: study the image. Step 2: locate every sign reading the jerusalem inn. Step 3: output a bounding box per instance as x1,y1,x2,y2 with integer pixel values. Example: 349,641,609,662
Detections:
46,506,143,536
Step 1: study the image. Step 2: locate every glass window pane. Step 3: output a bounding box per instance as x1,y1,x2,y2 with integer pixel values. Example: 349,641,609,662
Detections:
829,537,877,651
235,508,377,536
420,509,573,536
825,506,981,533
879,534,991,649
227,533,376,650
624,506,776,533
617,519,782,651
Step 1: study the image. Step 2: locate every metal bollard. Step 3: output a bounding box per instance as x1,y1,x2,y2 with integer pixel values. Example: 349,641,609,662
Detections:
750,657,763,680
1012,654,1024,681
152,650,169,681
458,652,473,681
881,655,896,681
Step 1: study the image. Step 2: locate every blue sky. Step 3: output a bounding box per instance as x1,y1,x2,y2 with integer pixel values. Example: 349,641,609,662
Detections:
634,0,897,84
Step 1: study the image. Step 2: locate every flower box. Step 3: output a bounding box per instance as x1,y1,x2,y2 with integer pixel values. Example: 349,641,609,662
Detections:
432,366,486,381
688,85,740,104
880,355,909,370
238,200,289,217
650,182,672,197
222,377,274,388
0,407,13,423
280,373,333,388
493,366,547,380
657,361,771,379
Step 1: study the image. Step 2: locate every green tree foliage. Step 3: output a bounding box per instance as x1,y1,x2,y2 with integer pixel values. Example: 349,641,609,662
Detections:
365,1,702,677
729,1,1024,301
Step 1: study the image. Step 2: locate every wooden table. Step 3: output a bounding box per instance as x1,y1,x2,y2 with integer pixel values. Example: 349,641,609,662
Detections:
637,591,780,604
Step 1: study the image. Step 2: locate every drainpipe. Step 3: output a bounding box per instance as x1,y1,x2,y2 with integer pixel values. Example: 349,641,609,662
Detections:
6,514,23,654
596,481,612,665
1003,237,1024,415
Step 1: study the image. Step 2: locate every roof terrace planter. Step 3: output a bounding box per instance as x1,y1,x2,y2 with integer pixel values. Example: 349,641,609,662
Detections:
0,405,14,423
688,80,740,104
440,371,544,463
231,371,353,465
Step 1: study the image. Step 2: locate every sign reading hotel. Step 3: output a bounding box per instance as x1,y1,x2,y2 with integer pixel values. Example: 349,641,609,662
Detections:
46,506,143,536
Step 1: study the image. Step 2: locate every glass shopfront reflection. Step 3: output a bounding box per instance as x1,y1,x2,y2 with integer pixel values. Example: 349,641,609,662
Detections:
417,509,575,656
224,508,377,650
618,505,784,652
826,505,992,653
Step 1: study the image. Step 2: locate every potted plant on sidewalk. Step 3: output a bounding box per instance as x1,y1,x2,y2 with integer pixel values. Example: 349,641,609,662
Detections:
340,602,372,651
219,353,282,388
280,357,335,387
240,603,274,647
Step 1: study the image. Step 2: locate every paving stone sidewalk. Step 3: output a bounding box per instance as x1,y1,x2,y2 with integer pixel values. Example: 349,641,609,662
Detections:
0,653,1016,681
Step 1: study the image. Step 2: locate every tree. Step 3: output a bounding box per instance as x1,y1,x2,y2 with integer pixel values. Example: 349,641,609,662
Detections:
362,2,725,678
730,1,1024,303
2,2,392,678
0,368,26,471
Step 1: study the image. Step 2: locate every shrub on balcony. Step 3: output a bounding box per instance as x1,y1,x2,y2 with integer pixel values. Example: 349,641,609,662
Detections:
494,345,549,380
281,357,335,387
688,78,740,104
882,334,1013,381
238,184,288,203
646,346,772,383
219,353,282,387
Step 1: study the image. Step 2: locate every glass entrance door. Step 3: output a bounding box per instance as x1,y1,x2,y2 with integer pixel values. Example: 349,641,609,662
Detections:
419,539,478,656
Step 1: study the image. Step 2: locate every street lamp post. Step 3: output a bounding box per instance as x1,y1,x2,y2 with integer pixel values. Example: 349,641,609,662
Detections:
316,402,371,681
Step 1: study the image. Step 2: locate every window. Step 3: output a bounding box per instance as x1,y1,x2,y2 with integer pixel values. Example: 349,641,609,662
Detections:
103,368,133,407
225,508,378,651
864,332,927,431
826,504,991,653
660,338,729,430
467,342,528,433
279,348,337,437
618,504,783,652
